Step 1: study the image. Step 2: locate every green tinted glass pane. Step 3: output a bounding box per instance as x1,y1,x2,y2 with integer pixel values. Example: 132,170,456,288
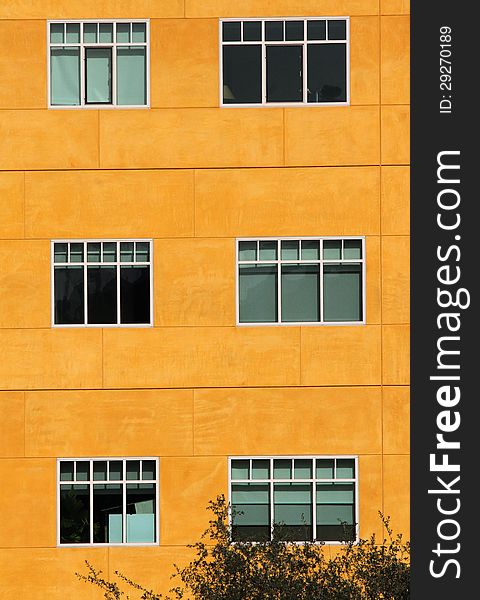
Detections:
238,241,256,261
102,242,116,262
60,461,74,481
83,23,97,43
233,503,270,526
232,483,269,504
281,264,320,322
274,483,312,504
86,48,112,103
87,242,101,262
65,23,80,43
126,483,155,542
316,504,353,525
239,264,277,323
316,459,334,479
50,48,80,105
120,242,134,262
281,240,299,260
99,23,113,43
117,47,146,105
54,243,68,263
317,483,354,504
344,240,362,259
323,240,341,259
336,459,355,479
93,461,107,480
116,22,130,43
127,460,140,480
231,459,249,480
70,243,83,262
76,461,90,481
323,263,362,322
94,483,123,543
301,240,320,260
142,460,156,480
285,20,304,41
259,241,277,260
294,459,312,479
273,459,291,479
135,242,149,262
132,23,146,42
50,23,64,43
252,459,270,479
109,461,123,481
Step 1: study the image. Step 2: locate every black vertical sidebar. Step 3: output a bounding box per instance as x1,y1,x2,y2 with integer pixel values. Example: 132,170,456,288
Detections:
411,1,475,597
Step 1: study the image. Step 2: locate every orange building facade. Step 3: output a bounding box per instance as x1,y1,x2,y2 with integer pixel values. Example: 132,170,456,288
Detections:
0,1,410,597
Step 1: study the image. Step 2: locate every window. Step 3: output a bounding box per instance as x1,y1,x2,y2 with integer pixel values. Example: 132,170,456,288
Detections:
58,458,159,545
230,456,357,543
48,21,149,107
52,240,152,326
221,18,349,106
237,238,364,325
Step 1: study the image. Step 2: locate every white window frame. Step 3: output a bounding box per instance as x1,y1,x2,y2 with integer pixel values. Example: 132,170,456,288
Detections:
56,457,160,547
51,239,154,328
219,17,350,107
236,236,366,326
228,455,359,545
47,19,150,109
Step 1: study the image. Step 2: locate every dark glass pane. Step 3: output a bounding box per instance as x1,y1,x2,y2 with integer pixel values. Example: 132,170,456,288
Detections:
281,264,320,322
239,264,277,323
323,263,362,322
54,243,68,263
328,20,347,40
60,484,90,543
102,242,116,262
307,20,326,40
120,242,134,262
223,45,262,104
222,21,241,42
70,243,84,262
243,21,262,41
76,461,90,481
142,460,156,480
60,461,74,481
87,242,101,262
265,21,283,41
307,44,346,103
87,266,117,324
126,460,140,480
126,483,156,542
267,46,303,102
285,20,304,41
93,483,123,543
120,266,150,324
317,523,355,542
232,525,271,542
109,461,123,481
93,461,107,481
54,266,84,325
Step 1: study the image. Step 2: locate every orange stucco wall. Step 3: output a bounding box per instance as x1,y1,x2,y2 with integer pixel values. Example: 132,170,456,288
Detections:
0,1,410,597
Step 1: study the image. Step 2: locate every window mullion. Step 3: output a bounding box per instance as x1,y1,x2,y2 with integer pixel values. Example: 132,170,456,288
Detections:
320,239,324,323
277,253,281,324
